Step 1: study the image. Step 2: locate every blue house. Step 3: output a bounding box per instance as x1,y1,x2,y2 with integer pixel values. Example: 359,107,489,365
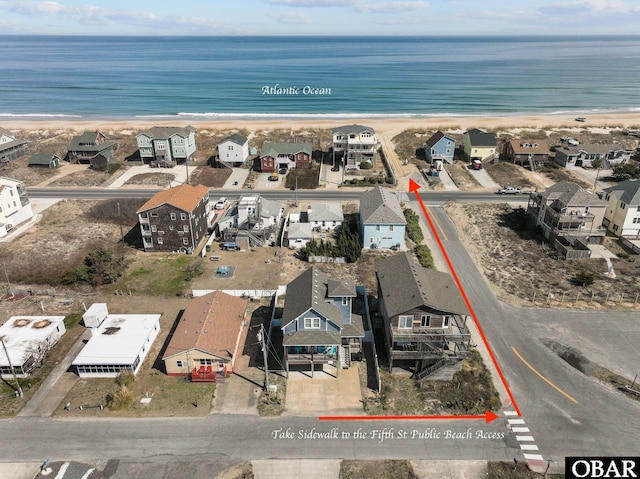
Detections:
360,186,406,250
424,130,456,165
281,266,364,376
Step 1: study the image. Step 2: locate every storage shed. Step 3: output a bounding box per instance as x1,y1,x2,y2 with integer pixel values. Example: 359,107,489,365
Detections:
82,303,109,328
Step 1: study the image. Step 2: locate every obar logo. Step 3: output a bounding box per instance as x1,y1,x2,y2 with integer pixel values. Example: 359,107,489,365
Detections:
566,457,639,479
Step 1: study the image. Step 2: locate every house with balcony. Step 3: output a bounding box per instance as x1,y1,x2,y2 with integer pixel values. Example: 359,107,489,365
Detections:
504,139,550,169
136,183,209,253
217,134,249,167
600,179,640,238
424,131,455,165
332,124,378,170
0,127,28,163
163,291,248,382
360,186,406,250
462,128,497,162
280,266,365,376
375,252,471,380
219,194,284,246
67,131,118,169
554,143,633,168
136,126,197,167
259,142,312,173
527,181,608,258
0,177,33,237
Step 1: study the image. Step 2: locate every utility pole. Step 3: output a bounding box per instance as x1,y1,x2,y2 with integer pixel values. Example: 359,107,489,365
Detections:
0,336,23,398
257,325,269,391
117,202,124,245
3,264,14,299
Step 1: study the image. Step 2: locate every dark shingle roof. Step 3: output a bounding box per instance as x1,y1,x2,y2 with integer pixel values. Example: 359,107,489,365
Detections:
261,142,312,157
138,125,195,139
425,130,454,148
360,186,406,225
540,181,607,207
282,266,344,326
28,153,59,166
68,131,117,153
332,124,375,135
602,179,640,205
220,134,247,146
375,252,469,317
464,128,496,147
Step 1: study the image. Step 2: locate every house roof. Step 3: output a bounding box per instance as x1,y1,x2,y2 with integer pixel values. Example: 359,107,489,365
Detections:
464,129,496,147
0,128,27,154
425,130,454,148
72,313,161,366
308,202,344,223
0,127,15,139
375,252,469,317
219,134,248,146
0,316,66,368
327,278,356,298
137,183,209,214
138,125,195,139
283,330,341,346
162,291,247,361
288,222,312,239
28,153,59,165
332,124,376,135
556,143,632,156
261,142,312,158
508,139,551,155
68,131,117,153
539,181,607,207
360,186,406,225
260,197,283,218
282,266,353,328
602,179,640,205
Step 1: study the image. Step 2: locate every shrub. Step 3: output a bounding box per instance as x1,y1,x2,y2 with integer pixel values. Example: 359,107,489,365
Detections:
106,385,134,410
359,161,373,169
62,247,128,287
415,244,435,269
574,270,595,287
403,209,424,244
115,370,135,388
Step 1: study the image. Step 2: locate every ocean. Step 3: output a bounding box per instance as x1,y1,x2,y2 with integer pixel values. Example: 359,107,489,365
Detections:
1,35,639,120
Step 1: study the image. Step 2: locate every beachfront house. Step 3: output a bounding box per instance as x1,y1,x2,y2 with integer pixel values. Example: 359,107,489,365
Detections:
28,153,61,169
0,177,33,237
424,131,456,165
360,186,406,250
503,139,551,169
0,315,66,379
375,252,471,380
527,181,608,258
0,128,28,163
163,291,248,382
136,126,197,167
554,143,633,168
280,266,365,375
332,124,378,170
217,134,249,167
462,128,497,162
137,183,210,253
72,309,161,378
600,179,640,238
259,142,312,173
67,131,118,169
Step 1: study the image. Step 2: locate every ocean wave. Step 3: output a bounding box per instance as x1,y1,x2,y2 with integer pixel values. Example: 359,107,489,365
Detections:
0,113,83,118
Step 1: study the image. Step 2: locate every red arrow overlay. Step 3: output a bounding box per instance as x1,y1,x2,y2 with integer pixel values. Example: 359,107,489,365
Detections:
407,179,521,416
319,410,500,423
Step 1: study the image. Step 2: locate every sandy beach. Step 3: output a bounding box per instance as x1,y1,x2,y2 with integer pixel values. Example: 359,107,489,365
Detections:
5,112,640,135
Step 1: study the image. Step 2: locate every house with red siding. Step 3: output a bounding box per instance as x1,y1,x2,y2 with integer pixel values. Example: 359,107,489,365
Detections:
260,142,312,173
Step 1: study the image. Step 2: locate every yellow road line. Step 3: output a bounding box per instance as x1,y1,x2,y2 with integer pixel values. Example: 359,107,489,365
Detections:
427,206,448,241
512,347,579,404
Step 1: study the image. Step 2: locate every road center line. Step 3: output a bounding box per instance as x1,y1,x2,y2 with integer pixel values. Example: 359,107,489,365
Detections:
426,206,448,241
512,347,579,404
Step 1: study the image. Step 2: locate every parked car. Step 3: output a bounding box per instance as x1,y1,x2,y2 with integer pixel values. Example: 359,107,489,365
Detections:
471,159,482,170
278,168,287,175
268,172,279,181
214,197,228,210
331,166,340,172
575,117,587,122
496,186,521,195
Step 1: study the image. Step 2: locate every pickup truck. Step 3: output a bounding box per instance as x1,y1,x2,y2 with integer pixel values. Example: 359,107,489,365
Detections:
496,186,521,195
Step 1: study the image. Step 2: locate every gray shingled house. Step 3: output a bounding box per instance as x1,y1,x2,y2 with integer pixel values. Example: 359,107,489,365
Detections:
280,266,365,376
67,131,118,169
359,186,406,250
375,252,472,381
0,127,29,163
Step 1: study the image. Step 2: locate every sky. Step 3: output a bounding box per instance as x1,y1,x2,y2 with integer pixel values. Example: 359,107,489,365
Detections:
0,0,640,36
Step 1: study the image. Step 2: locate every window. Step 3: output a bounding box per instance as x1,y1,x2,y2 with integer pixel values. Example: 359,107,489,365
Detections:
376,225,380,231
169,225,174,230
144,237,152,245
151,225,157,232
183,225,189,232
637,206,640,212
420,315,431,327
389,225,394,231
342,297,348,306
229,145,234,150
182,238,189,245
443,315,451,327
398,315,413,329
613,224,619,232
140,212,148,218
199,359,213,365
621,202,626,209
158,231,164,235
633,218,640,224
150,212,158,217
176,360,183,368
180,213,187,220
304,317,320,329
170,212,176,220
157,237,163,244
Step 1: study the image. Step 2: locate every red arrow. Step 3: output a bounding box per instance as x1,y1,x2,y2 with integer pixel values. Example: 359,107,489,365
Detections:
319,410,500,423
408,179,521,416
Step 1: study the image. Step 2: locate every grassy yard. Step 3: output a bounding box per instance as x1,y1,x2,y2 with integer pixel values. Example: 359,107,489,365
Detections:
340,460,417,479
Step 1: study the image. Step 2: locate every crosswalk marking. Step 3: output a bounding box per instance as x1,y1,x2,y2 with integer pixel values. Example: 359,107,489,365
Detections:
523,453,544,461
516,435,535,441
508,418,525,425
503,410,519,416
511,426,530,433
521,444,540,451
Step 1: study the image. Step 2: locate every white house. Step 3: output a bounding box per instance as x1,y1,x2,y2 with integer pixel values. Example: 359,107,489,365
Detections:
237,195,284,231
0,316,66,378
287,222,313,249
332,125,378,170
218,134,249,167
0,127,28,162
600,179,640,238
0,177,33,237
73,312,161,378
307,203,343,231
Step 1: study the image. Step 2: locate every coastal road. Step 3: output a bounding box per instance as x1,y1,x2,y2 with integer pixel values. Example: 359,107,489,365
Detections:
424,205,640,462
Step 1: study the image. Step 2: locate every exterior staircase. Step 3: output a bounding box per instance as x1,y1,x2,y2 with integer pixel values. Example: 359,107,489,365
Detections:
340,346,350,369
415,357,463,382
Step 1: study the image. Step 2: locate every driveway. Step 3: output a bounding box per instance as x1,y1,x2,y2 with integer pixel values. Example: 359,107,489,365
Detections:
283,366,364,417
468,167,499,188
222,168,252,189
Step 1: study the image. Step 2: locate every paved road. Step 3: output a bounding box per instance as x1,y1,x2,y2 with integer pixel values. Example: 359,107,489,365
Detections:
424,205,640,463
